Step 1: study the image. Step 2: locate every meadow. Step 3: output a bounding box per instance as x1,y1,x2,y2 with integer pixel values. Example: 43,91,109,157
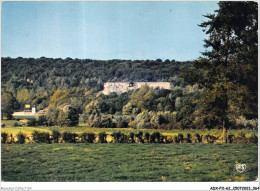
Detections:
1,117,258,182
1,143,258,182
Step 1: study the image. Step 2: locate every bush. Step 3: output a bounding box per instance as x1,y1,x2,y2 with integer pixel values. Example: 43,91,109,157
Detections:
17,133,26,144
9,133,14,143
248,134,258,144
150,132,161,143
1,124,6,128
81,133,96,143
166,137,174,143
237,132,246,143
111,132,121,143
174,133,184,143
37,115,47,126
111,132,127,143
128,132,135,143
228,135,235,143
98,132,107,143
115,117,129,128
57,106,79,127
87,133,96,143
178,133,184,143
52,130,61,143
161,135,167,143
13,122,20,127
196,134,203,143
100,117,114,128
62,132,78,143
32,131,51,143
135,131,144,143
81,133,88,143
144,132,150,143
15,118,21,121
186,133,192,143
205,134,217,143
158,123,174,130
1,133,8,144
27,119,37,126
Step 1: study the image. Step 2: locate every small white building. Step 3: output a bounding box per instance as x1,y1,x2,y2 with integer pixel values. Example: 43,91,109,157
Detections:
32,106,37,114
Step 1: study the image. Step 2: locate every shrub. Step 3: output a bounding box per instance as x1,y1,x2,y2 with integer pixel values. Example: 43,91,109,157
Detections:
52,130,61,143
158,123,174,130
81,133,88,143
86,133,96,143
111,132,121,143
237,132,246,143
228,135,235,143
174,136,179,143
248,134,258,144
205,134,217,143
27,119,37,126
9,133,14,143
115,117,129,128
37,115,47,126
81,133,96,143
98,132,107,143
17,133,26,144
1,124,6,128
57,106,79,127
186,133,192,143
166,137,174,143
111,132,127,143
161,135,167,143
100,117,114,128
1,133,8,144
134,111,153,129
13,122,20,127
62,132,78,143
172,123,182,130
128,132,135,143
174,133,184,143
150,132,161,143
178,133,184,143
32,131,51,143
15,118,21,121
196,134,203,143
135,131,144,143
144,132,150,143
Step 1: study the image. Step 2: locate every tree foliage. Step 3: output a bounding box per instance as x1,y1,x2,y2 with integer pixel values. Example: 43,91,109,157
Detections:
1,91,18,119
181,2,258,139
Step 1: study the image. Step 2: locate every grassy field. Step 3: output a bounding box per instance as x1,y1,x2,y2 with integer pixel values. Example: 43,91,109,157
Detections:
13,115,36,119
1,143,257,182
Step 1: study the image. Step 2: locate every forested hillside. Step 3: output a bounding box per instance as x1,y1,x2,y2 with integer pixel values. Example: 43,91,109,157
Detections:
1,57,190,92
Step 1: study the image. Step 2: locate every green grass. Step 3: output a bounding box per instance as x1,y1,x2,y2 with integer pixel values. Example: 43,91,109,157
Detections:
13,115,36,119
1,143,258,182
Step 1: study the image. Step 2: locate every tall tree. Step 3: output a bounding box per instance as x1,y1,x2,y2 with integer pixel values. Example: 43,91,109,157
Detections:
186,2,257,142
1,91,18,119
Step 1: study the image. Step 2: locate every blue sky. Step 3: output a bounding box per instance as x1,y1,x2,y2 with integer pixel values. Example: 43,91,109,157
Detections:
2,1,218,61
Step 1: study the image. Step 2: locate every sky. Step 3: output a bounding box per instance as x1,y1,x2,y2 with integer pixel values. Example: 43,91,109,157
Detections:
1,1,219,61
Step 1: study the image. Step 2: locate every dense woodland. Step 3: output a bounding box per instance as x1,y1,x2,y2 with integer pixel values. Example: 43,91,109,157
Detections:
1,2,258,142
1,57,189,91
1,56,189,111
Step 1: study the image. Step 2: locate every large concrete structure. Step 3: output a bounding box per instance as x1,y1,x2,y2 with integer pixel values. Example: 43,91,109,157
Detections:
101,82,171,95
